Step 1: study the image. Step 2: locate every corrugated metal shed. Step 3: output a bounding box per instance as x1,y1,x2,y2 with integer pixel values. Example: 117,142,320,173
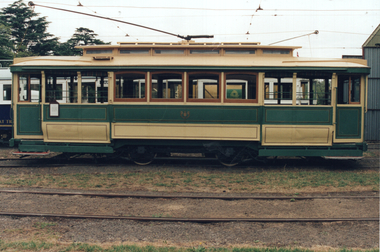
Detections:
363,24,380,141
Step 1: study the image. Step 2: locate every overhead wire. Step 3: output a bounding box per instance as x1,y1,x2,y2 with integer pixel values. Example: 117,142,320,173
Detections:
9,1,378,12
27,1,214,40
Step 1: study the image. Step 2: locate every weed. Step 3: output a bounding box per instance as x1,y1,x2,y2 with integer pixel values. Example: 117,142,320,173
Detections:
152,213,163,218
33,222,57,229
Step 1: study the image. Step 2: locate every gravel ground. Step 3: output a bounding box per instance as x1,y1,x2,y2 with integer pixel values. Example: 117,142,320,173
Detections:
0,190,378,250
0,216,378,249
0,146,379,250
0,192,378,218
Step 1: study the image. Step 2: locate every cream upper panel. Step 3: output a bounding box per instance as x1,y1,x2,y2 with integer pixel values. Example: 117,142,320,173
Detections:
12,55,368,69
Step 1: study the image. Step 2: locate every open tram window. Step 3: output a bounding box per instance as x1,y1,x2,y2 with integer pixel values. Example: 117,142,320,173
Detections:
188,72,220,102
45,73,78,103
115,72,146,101
264,77,292,105
151,72,183,101
338,75,360,104
225,73,257,103
81,72,108,104
295,77,331,105
18,73,41,102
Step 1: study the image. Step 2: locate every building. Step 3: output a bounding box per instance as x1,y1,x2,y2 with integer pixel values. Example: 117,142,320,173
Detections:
363,24,380,142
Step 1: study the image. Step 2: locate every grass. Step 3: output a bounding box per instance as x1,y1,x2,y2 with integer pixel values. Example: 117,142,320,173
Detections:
0,169,378,193
0,241,378,252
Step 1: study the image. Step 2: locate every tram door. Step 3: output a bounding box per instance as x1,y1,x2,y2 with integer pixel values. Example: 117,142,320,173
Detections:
335,75,362,140
15,74,43,138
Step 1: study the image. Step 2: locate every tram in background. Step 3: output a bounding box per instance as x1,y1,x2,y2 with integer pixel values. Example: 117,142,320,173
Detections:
9,41,370,165
0,68,12,142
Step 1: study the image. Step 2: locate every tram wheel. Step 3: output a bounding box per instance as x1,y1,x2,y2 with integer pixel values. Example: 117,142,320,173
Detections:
216,148,256,166
216,147,242,167
128,146,156,165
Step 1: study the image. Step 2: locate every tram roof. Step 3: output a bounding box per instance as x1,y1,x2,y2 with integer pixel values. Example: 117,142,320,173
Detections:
10,42,370,74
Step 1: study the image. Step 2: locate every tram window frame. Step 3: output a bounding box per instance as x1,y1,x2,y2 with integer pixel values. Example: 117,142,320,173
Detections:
151,72,184,102
81,73,109,104
264,78,293,105
224,73,258,103
18,73,41,103
189,49,220,55
296,78,332,106
338,75,361,104
45,74,78,104
187,72,221,102
114,71,147,102
262,49,291,55
224,49,256,55
153,49,185,55
119,49,150,55
3,84,11,102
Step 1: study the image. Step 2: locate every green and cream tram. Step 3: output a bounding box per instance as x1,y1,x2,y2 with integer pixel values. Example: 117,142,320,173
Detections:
9,41,370,165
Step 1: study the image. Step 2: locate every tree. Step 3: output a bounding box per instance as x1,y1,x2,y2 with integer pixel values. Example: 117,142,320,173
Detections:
0,22,13,59
0,0,59,57
54,27,110,56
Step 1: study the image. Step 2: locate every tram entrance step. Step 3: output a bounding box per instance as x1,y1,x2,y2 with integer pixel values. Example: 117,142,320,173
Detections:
12,151,51,156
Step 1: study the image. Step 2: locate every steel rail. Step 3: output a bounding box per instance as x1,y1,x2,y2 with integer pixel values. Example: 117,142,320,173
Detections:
0,189,377,200
0,212,377,222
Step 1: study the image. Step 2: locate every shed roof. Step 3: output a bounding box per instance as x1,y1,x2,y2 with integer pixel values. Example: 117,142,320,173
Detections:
363,24,380,47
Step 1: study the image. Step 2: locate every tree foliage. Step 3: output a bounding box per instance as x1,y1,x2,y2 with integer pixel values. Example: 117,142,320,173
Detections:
0,1,109,58
0,22,13,59
54,27,110,56
0,0,59,57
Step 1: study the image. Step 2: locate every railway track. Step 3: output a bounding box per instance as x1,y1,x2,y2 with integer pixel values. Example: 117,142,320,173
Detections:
0,211,377,223
0,156,378,169
0,189,378,223
0,189,378,200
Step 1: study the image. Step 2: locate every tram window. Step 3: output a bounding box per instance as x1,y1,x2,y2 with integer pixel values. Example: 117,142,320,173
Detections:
154,49,185,55
224,49,256,55
81,74,108,104
263,49,290,55
188,73,220,101
19,75,28,101
86,49,113,54
18,74,41,102
115,72,146,100
151,72,183,100
296,78,331,105
3,84,11,101
190,49,219,55
351,77,360,103
225,73,257,103
264,78,292,105
120,49,150,55
46,74,78,103
338,75,360,104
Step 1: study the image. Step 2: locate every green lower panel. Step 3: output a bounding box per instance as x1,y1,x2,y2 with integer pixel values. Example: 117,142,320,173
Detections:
43,104,109,122
113,105,259,124
18,142,114,153
259,146,363,157
17,105,42,135
336,107,361,138
264,107,332,125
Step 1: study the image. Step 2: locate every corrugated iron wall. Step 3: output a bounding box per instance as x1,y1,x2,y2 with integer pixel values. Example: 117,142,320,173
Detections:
364,47,380,141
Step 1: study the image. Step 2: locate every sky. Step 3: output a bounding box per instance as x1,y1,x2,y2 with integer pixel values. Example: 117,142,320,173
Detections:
1,0,379,58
